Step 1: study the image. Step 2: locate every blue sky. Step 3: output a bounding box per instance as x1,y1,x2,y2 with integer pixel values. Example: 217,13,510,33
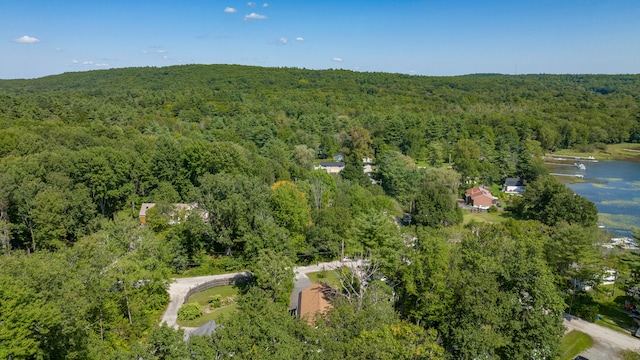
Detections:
1,0,639,79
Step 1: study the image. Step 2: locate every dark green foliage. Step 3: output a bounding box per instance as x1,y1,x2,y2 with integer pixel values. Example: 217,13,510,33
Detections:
340,157,371,187
177,303,202,321
211,286,313,359
0,216,172,358
250,248,295,305
572,293,599,322
199,172,270,256
398,221,566,360
413,184,463,227
443,222,565,360
115,325,192,360
510,175,598,227
376,150,419,203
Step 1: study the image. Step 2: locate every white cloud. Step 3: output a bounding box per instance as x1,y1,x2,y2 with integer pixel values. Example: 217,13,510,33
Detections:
14,35,39,43
156,49,167,54
72,60,79,64
142,50,149,54
55,47,61,51
332,57,344,62
296,37,304,42
262,3,269,7
247,2,256,6
95,63,109,67
244,12,267,20
224,7,237,13
82,61,94,65
279,37,287,44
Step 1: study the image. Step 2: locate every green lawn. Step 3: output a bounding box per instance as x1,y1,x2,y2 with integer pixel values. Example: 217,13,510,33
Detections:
559,330,594,360
462,210,509,225
177,304,238,327
186,285,239,305
307,269,341,289
176,285,240,327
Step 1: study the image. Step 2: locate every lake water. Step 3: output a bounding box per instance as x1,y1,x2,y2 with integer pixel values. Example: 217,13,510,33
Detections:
549,160,640,237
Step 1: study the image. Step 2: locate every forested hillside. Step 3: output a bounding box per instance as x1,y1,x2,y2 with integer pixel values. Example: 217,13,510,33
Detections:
0,65,638,359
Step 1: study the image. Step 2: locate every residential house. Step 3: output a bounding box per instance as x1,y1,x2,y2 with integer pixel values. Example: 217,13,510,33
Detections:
465,186,498,209
503,177,525,194
314,161,345,174
297,282,333,325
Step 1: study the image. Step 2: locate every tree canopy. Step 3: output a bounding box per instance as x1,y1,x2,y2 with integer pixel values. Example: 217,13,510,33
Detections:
0,64,629,359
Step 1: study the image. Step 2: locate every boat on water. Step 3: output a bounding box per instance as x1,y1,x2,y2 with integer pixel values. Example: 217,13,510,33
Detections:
574,162,586,170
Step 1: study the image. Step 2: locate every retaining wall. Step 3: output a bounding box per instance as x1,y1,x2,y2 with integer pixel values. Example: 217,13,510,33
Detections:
183,272,252,304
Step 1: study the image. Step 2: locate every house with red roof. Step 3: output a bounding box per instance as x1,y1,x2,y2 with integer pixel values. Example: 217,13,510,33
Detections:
465,186,498,209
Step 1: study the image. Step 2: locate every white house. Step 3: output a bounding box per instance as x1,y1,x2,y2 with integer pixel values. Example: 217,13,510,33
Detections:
503,177,525,194
314,161,345,174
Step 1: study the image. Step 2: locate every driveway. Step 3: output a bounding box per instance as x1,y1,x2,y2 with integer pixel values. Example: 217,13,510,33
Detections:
161,260,361,329
161,272,250,329
564,313,640,359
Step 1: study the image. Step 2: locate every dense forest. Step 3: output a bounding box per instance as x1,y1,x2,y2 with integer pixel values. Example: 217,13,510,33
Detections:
1,65,639,359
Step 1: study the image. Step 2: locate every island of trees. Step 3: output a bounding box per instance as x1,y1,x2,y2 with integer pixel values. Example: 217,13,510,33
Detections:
0,65,639,359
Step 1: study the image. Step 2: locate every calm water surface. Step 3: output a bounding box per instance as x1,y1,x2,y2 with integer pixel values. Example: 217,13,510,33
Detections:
550,160,640,237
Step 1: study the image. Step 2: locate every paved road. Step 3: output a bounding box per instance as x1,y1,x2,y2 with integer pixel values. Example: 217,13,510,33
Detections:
564,313,640,359
161,260,361,329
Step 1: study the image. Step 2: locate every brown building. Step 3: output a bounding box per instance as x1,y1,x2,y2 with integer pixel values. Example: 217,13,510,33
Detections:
297,282,333,325
465,186,498,208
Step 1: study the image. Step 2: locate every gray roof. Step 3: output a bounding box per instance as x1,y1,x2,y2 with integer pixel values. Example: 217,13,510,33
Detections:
319,162,345,167
504,177,524,186
190,320,222,337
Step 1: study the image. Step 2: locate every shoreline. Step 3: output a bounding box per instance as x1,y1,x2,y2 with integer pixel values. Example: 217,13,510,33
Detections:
546,143,640,162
